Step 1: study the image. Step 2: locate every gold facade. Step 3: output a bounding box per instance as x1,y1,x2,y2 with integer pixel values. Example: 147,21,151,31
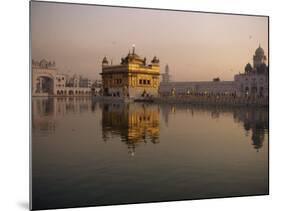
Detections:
100,47,160,98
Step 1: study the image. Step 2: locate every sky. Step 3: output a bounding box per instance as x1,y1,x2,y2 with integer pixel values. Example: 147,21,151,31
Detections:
31,1,268,81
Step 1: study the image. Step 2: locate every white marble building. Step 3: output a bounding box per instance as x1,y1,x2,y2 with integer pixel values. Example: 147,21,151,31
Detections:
234,45,268,97
32,59,93,96
160,45,268,98
160,80,235,96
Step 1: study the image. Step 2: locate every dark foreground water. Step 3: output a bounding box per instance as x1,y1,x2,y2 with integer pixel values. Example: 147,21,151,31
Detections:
32,97,268,210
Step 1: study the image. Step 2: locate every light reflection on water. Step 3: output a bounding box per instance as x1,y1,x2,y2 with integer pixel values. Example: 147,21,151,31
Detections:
32,97,268,210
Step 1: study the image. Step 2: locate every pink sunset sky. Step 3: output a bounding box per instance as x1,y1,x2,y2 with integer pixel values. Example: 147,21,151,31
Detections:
31,1,268,81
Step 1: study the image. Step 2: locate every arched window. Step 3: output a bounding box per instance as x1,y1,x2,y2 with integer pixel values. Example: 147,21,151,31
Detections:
245,87,249,96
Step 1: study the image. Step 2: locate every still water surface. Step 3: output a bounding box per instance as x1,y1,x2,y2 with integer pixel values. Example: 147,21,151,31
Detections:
32,97,268,210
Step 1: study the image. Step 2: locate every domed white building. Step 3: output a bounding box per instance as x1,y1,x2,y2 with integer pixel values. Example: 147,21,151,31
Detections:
253,45,267,68
234,45,268,97
32,59,93,96
160,45,268,99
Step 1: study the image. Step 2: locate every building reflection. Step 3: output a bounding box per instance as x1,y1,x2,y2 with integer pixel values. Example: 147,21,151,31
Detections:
101,103,160,155
233,107,268,151
160,104,268,151
32,97,92,134
32,97,268,152
32,98,56,133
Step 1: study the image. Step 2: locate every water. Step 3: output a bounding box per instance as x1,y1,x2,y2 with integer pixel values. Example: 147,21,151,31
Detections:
32,97,269,210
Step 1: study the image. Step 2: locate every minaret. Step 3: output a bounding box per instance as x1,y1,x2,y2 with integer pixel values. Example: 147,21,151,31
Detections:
132,44,135,55
165,64,169,74
102,56,109,67
253,44,267,68
162,64,171,83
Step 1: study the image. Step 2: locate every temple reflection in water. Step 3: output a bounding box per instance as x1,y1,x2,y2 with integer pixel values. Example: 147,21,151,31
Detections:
233,107,268,151
160,103,268,151
32,97,93,135
32,97,268,152
101,103,160,155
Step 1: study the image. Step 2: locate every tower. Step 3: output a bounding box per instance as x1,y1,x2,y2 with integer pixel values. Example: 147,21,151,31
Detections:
253,44,267,69
161,64,171,83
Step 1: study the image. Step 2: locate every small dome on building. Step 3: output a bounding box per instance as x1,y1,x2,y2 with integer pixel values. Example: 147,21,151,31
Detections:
39,59,49,68
255,45,265,56
102,56,109,64
151,56,160,64
244,63,253,73
121,48,144,65
126,49,141,60
40,59,47,65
